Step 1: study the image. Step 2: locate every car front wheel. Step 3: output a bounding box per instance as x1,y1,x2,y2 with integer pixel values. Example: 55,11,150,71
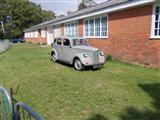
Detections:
51,52,57,62
74,59,85,71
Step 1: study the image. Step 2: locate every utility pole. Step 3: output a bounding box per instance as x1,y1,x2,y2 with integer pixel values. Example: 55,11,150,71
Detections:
0,21,5,34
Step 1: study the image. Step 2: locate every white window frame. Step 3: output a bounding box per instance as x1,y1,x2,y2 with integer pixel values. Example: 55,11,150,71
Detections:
41,29,46,38
64,21,78,37
31,31,34,38
83,15,108,38
34,30,38,38
150,4,160,39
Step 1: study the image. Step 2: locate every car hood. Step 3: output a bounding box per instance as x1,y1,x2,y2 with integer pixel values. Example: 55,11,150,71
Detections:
72,45,99,51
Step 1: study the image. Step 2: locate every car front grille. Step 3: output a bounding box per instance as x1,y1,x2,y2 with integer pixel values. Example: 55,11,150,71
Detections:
93,50,99,64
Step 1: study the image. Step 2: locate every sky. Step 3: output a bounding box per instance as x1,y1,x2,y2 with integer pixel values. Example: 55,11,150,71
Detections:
30,0,107,16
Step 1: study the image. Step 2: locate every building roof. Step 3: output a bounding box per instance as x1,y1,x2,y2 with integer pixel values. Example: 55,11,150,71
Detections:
24,0,155,32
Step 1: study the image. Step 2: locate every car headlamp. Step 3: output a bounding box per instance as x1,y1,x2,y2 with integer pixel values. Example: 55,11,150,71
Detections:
100,51,104,56
83,54,89,58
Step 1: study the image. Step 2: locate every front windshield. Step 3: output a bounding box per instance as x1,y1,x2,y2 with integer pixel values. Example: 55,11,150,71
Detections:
73,39,88,46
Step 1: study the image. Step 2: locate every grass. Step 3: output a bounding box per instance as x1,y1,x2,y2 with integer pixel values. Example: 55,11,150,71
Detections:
0,43,160,120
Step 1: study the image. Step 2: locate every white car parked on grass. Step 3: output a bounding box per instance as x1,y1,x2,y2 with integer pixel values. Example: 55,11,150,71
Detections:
50,36,105,70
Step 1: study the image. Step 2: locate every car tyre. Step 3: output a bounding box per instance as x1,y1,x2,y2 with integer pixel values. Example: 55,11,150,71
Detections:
51,52,57,62
74,59,85,71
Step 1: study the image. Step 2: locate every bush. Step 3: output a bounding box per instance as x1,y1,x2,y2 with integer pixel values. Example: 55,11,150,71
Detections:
29,42,32,44
42,42,47,45
106,55,112,61
37,42,40,45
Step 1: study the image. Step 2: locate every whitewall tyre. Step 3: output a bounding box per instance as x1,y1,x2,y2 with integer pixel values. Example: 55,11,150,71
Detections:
74,59,85,71
51,53,57,62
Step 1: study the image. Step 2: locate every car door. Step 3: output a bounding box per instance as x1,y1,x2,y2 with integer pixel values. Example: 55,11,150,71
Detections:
55,37,63,60
61,38,73,63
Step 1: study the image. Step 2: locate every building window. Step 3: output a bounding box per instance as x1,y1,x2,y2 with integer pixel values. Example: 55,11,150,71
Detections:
34,30,38,38
95,18,100,36
41,29,46,38
85,20,89,36
101,17,107,37
64,22,78,37
84,16,108,38
154,6,160,36
151,5,160,38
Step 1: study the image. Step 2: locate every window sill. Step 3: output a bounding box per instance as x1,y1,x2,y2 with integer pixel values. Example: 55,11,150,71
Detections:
149,36,160,40
84,36,108,39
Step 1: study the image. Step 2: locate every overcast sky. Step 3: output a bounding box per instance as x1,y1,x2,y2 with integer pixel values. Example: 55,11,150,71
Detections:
31,0,107,16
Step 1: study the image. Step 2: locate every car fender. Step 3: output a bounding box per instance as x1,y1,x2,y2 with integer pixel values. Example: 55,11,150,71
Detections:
51,49,58,60
71,54,86,65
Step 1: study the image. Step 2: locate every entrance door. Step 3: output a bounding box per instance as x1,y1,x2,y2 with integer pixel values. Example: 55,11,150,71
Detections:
54,24,61,37
47,27,53,45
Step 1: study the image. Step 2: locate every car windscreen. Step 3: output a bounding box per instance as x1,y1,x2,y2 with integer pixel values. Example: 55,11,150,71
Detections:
73,39,88,46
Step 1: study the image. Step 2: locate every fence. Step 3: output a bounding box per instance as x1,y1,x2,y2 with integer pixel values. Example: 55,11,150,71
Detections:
0,86,44,120
0,40,11,53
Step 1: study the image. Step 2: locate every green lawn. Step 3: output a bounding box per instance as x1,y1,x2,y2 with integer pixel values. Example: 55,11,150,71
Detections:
0,43,160,120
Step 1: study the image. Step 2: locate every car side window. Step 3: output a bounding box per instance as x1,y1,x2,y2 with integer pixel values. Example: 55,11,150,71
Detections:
63,39,70,47
57,38,62,45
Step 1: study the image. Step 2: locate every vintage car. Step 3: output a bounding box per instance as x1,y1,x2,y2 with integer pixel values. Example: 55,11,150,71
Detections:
50,36,105,70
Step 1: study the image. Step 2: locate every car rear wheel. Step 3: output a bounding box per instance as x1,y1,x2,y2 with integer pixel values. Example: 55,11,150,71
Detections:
74,59,85,71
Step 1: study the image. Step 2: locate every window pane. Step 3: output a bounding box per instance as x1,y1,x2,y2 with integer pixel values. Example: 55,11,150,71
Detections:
159,29,160,36
85,20,89,36
156,6,159,14
89,19,94,36
95,18,100,36
155,29,158,35
57,38,62,45
155,22,158,28
63,39,70,46
101,17,107,36
156,14,159,21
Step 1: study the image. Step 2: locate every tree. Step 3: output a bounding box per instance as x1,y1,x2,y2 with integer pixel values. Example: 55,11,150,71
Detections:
0,0,56,39
78,0,97,10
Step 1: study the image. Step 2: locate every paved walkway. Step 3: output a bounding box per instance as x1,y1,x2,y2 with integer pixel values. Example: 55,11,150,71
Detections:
0,40,11,53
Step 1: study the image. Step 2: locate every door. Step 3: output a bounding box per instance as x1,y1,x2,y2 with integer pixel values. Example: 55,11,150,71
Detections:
54,24,61,37
55,37,63,60
61,38,72,63
47,27,53,45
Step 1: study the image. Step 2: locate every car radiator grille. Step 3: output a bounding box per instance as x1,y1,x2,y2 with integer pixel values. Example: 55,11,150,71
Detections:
93,51,99,64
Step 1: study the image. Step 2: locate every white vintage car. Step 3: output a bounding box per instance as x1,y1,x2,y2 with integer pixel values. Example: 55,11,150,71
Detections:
50,36,105,70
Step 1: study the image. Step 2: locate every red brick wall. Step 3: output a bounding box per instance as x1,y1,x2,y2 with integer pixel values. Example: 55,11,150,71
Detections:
79,5,160,67
78,19,83,37
61,23,64,36
25,28,47,44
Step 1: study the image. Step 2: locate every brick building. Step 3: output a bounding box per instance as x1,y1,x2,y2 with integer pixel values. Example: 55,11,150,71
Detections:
24,0,160,67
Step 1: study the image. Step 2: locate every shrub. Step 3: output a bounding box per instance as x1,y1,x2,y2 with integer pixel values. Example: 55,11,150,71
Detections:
106,55,112,61
42,42,47,45
37,42,40,45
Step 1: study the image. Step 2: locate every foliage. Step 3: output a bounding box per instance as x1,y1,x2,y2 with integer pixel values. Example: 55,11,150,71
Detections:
78,2,88,10
78,0,97,10
0,0,56,39
0,44,159,120
106,54,112,61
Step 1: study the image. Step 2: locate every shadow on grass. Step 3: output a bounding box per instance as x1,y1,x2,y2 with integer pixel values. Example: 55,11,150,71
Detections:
52,60,105,71
87,114,107,120
120,83,160,120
